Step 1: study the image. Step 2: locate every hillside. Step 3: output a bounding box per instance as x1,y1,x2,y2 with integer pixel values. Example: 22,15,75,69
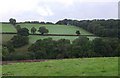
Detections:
2,23,96,44
2,23,98,55
2,57,118,76
2,23,93,35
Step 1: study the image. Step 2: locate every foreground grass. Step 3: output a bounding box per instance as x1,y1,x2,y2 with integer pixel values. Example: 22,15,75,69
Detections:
2,57,118,76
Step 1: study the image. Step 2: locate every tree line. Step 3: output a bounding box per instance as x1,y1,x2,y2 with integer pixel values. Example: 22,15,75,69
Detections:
8,18,54,24
2,36,120,61
56,19,119,38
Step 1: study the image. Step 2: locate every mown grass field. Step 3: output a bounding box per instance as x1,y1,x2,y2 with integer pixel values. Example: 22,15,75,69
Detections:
2,57,118,76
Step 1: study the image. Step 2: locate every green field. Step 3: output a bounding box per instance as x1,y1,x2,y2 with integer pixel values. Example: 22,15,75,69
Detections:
2,23,97,53
2,23,97,44
2,23,93,35
2,57,118,76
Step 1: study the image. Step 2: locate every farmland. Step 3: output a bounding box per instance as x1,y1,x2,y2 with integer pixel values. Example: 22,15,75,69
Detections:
2,22,119,76
2,23,93,35
2,23,96,44
2,23,98,54
2,57,118,76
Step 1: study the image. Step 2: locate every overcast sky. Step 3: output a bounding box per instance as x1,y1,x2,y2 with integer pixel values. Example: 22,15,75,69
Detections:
0,0,119,23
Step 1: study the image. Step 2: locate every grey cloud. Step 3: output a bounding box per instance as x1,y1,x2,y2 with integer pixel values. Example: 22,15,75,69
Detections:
1,1,118,22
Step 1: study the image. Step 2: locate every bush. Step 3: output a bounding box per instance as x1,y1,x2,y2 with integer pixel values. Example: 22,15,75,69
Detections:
17,28,29,36
76,30,80,35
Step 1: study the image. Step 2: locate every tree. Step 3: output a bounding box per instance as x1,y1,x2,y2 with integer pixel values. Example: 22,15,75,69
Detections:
38,26,49,35
9,18,16,26
11,35,29,48
31,27,37,34
17,28,29,36
5,41,15,53
2,42,15,60
28,38,71,59
28,39,48,59
16,25,21,31
76,30,80,35
72,36,92,58
115,44,120,56
55,39,71,58
2,47,9,60
92,38,107,56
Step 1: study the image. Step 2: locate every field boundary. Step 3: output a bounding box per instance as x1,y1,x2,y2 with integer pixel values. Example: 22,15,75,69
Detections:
1,32,95,36
2,59,65,65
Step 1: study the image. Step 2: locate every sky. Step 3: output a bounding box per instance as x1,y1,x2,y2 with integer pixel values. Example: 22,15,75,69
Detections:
0,0,119,23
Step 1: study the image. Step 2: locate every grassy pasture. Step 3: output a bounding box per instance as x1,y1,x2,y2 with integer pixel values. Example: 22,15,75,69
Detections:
2,57,118,76
2,23,96,43
2,24,16,32
2,23,93,35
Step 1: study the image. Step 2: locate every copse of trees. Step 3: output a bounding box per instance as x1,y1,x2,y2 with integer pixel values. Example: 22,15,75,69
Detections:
17,27,29,36
27,37,120,60
93,38,119,56
56,19,119,38
3,36,120,61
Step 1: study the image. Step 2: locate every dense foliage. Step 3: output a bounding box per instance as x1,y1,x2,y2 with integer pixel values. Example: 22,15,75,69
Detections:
17,28,29,36
10,35,29,48
2,42,15,60
3,36,119,61
56,19,119,38
28,37,119,59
